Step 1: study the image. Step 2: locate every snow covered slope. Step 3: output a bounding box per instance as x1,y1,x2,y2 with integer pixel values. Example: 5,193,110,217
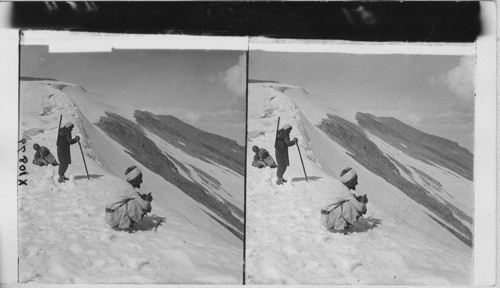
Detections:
18,79,244,284
246,81,472,285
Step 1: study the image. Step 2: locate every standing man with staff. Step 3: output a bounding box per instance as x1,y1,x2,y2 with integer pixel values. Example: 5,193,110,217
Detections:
274,123,298,185
56,122,80,183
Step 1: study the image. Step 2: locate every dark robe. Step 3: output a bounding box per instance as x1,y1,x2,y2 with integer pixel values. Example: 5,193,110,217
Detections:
274,129,296,166
56,126,78,165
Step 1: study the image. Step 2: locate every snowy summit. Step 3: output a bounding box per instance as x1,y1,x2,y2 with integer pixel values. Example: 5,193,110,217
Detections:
18,78,244,284
245,81,473,285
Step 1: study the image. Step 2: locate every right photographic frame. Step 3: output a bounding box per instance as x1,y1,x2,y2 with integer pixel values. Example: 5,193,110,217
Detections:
245,41,484,285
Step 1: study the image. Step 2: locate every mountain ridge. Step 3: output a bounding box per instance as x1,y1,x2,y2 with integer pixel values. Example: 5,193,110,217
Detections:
19,79,244,283
134,110,245,175
356,112,473,181
318,113,472,246
246,81,472,284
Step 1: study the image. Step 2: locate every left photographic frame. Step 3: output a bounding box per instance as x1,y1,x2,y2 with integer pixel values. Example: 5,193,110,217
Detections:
16,31,247,284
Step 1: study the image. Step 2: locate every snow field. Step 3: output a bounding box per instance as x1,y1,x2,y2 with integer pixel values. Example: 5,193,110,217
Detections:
19,160,240,284
19,80,243,284
245,83,471,284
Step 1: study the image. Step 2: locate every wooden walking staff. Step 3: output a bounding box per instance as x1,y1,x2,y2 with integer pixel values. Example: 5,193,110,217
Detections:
56,115,62,145
296,142,308,182
275,117,280,140
77,139,90,180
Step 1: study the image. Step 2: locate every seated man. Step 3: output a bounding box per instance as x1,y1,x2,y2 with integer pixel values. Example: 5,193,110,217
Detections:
105,166,153,232
32,143,59,166
252,145,277,169
321,168,368,232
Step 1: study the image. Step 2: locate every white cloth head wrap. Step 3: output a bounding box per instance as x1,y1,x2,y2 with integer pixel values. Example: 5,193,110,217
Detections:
125,166,142,182
340,168,357,183
64,122,74,128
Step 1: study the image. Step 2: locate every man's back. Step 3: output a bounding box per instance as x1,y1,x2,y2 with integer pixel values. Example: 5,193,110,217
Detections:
275,129,290,150
39,146,50,157
105,181,151,229
323,179,365,213
329,180,353,202
116,181,139,200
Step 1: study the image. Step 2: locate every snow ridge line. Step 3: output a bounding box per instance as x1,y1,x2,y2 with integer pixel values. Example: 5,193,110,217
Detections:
20,80,244,283
266,85,321,168
246,82,472,285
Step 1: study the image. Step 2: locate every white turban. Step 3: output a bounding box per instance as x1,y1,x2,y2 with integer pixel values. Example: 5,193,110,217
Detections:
125,166,142,182
340,168,357,183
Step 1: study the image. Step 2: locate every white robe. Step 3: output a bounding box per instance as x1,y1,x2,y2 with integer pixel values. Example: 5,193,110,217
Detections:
105,182,151,229
321,180,366,231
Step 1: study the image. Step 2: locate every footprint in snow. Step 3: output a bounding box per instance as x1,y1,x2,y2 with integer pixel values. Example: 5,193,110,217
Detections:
135,259,151,271
121,254,142,268
305,260,320,270
349,261,363,272
323,235,335,243
125,242,143,250
80,258,92,269
69,243,85,254
108,234,118,242
91,258,106,268
97,232,118,242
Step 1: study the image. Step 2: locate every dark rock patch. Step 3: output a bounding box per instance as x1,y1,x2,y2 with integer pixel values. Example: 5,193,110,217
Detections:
357,113,472,181
134,110,244,176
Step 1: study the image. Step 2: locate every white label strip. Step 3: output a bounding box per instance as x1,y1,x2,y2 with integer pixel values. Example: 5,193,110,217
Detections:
473,1,497,286
250,37,475,55
22,31,249,52
0,29,19,284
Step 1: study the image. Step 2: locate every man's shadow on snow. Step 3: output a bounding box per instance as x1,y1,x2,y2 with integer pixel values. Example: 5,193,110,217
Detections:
74,174,104,180
292,176,322,182
132,215,166,232
348,216,382,233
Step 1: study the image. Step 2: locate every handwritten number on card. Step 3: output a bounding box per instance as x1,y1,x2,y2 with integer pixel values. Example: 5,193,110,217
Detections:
18,139,28,185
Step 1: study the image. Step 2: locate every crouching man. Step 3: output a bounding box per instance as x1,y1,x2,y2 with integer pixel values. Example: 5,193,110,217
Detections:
252,145,277,169
33,143,59,166
105,166,153,232
321,168,368,232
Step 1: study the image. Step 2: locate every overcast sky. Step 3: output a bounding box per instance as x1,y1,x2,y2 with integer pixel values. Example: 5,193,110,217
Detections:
250,51,475,151
21,45,246,145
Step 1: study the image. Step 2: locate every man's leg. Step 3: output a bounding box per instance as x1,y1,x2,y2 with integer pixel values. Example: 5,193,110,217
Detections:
33,158,46,166
46,154,59,166
281,166,288,182
276,165,285,185
58,163,69,182
277,165,284,178
264,156,277,168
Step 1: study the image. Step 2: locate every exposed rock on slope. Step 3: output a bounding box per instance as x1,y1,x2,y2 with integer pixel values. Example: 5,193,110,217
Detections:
134,110,245,175
318,113,472,247
96,112,243,240
356,113,473,181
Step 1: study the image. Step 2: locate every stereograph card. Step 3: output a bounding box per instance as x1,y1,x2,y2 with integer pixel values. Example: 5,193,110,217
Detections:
0,2,496,287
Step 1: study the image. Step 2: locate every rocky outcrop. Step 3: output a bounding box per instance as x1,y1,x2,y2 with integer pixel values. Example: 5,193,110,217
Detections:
356,113,473,181
134,111,245,175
